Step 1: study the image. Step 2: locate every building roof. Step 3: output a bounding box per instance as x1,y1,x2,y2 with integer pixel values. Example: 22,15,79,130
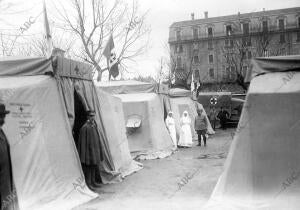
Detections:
170,7,300,28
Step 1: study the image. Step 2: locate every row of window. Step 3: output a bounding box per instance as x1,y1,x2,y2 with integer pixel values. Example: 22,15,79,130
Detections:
176,52,252,69
177,46,290,67
183,65,248,80
176,17,300,40
175,32,300,54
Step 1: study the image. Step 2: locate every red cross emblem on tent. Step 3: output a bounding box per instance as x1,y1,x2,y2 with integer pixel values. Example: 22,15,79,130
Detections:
210,96,218,105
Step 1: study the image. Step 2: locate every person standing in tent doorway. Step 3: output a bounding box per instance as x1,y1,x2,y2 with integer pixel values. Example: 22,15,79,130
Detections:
165,111,177,149
178,111,193,148
195,109,208,147
0,103,19,210
209,106,217,130
77,110,103,191
217,107,229,130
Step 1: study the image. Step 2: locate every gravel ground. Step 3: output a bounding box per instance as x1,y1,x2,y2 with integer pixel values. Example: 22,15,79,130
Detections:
74,128,235,210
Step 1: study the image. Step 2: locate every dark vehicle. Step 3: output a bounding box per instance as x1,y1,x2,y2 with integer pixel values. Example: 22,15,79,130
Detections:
197,92,245,128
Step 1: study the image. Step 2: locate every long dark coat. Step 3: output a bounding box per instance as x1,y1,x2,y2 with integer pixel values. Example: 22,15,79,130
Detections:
0,129,19,210
77,119,103,166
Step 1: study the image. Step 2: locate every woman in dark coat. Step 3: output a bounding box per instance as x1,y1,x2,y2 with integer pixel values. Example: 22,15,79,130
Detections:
77,110,103,190
0,103,19,210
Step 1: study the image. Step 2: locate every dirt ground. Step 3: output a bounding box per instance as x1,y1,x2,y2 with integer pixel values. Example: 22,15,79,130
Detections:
75,128,235,210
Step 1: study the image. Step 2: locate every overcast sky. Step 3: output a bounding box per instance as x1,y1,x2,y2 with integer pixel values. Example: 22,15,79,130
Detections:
1,0,300,78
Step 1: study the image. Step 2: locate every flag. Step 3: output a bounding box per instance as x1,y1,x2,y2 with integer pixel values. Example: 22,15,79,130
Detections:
43,0,53,58
191,72,195,92
103,35,119,79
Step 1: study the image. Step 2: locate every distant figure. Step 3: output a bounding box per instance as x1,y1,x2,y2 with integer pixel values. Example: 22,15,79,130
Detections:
78,110,103,190
195,109,208,147
217,107,229,130
165,111,177,148
178,111,193,147
0,103,19,210
208,106,217,130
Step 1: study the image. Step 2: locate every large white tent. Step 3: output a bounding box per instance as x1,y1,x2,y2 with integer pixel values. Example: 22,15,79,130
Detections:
203,55,300,210
167,88,215,140
97,81,174,160
0,56,141,210
0,75,96,210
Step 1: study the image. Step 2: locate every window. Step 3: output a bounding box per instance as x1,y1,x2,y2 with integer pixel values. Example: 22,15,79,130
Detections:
193,28,198,39
297,32,300,42
176,45,183,53
176,57,182,68
193,55,199,63
225,39,233,48
225,66,235,80
176,30,181,40
279,48,286,55
230,66,236,80
248,51,252,59
208,27,213,37
242,23,249,35
242,37,251,46
278,19,285,31
208,54,214,63
226,67,230,79
280,33,285,43
208,40,213,49
193,43,199,50
179,45,183,52
226,25,232,36
194,70,200,80
262,20,268,32
242,66,248,77
209,68,214,78
241,50,246,58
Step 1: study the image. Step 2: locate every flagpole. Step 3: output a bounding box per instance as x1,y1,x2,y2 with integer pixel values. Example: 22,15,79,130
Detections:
43,0,53,58
107,59,111,81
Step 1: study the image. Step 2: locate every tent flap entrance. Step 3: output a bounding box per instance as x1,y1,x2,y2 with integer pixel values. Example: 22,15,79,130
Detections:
57,76,121,183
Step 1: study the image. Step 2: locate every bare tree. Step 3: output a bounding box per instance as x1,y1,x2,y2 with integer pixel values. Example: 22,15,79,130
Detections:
222,36,250,90
55,0,150,80
16,33,75,57
222,22,291,91
0,30,75,57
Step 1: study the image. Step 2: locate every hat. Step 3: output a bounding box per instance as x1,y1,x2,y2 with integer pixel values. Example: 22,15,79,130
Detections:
0,103,10,115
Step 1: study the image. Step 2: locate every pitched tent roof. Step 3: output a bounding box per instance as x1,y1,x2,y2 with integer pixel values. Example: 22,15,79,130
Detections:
204,56,300,210
97,80,157,94
0,56,53,76
245,55,300,82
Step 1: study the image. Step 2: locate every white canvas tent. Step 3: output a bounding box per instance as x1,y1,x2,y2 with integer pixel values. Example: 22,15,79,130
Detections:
203,55,300,210
97,81,174,160
168,88,215,140
0,56,141,209
96,89,143,177
0,75,96,210
115,93,174,159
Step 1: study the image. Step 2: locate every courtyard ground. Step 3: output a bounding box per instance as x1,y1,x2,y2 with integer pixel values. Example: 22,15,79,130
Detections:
75,128,235,210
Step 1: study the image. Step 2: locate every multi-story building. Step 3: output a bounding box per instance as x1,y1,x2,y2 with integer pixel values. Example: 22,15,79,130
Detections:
169,7,300,87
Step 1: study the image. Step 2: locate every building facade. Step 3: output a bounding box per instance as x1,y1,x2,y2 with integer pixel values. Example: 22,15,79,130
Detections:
169,7,300,86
